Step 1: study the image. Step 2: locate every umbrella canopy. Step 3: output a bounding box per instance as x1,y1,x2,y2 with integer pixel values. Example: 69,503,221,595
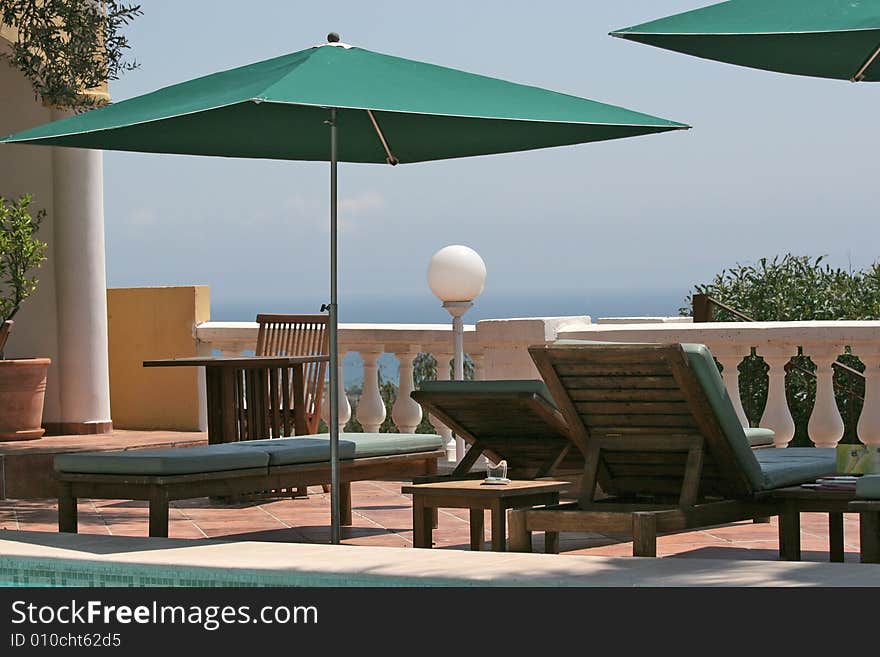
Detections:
1,36,689,543
3,40,687,158
611,0,880,82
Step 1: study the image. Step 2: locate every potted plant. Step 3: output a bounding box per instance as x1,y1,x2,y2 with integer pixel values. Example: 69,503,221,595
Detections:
0,193,49,441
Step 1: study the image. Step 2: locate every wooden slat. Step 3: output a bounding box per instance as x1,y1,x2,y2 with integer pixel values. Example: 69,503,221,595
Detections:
554,362,673,376
580,414,697,428
574,401,691,415
560,375,680,390
567,388,687,402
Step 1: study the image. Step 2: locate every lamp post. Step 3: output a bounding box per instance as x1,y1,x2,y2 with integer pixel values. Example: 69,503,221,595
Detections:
427,245,487,461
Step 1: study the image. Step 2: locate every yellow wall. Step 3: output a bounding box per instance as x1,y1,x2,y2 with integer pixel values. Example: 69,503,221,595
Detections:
107,286,210,430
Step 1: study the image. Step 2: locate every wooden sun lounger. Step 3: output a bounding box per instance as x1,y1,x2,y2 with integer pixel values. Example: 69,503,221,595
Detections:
504,341,837,557
55,438,444,538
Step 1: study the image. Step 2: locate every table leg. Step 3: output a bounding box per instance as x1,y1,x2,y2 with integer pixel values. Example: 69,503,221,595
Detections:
490,500,506,552
58,483,78,533
508,508,532,553
860,511,880,564
469,509,484,551
779,506,801,561
828,512,844,563
412,497,432,549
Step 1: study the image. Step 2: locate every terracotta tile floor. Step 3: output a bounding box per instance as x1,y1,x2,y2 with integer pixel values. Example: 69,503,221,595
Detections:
0,480,863,562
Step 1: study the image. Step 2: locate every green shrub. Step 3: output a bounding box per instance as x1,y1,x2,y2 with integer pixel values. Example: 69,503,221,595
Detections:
683,255,878,445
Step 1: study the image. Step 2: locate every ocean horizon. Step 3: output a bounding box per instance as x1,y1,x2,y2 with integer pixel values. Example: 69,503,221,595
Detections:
209,288,688,387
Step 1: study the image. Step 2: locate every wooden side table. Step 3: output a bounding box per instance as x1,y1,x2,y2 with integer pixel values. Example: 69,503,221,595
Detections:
772,485,880,563
401,479,570,552
848,500,880,564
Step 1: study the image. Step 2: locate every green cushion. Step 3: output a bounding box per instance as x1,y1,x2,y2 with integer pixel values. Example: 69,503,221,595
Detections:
417,379,557,408
678,343,765,491
856,475,880,499
54,444,269,476
744,428,775,448
228,433,445,466
754,448,836,490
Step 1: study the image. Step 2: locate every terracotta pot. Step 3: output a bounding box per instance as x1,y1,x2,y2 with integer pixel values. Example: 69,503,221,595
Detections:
0,357,50,441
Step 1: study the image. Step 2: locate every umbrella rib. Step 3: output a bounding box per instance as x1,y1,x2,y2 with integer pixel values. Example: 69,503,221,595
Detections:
852,42,880,82
366,109,399,165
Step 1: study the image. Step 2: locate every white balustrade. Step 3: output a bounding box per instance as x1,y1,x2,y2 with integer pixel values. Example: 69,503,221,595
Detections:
858,352,880,447
355,348,386,433
390,346,422,433
194,318,880,449
431,352,456,461
321,359,351,430
806,345,845,448
758,348,797,448
712,347,750,427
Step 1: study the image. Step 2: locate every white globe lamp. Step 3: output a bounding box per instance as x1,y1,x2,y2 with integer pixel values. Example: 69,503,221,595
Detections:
426,245,486,381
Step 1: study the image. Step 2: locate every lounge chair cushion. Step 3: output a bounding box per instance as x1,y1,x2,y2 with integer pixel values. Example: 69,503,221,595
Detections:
553,340,827,492
417,379,556,408
228,433,445,466
856,474,880,499
744,427,775,448
753,447,836,490
54,444,269,476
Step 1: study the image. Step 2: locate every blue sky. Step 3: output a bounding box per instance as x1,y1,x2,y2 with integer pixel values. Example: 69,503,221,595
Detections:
103,1,880,323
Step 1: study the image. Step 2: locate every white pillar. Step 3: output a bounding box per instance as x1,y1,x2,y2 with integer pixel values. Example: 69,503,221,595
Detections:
356,348,386,433
759,348,796,448
431,352,455,461
858,351,880,447
391,346,422,433
321,356,351,430
51,121,112,433
713,348,750,427
806,346,845,448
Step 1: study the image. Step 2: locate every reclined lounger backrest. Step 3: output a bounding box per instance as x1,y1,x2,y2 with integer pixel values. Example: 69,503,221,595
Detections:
529,340,764,499
413,380,581,477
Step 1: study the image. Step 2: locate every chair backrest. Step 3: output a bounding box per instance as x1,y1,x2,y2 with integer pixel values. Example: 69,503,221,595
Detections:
413,380,581,478
528,340,761,501
255,314,329,434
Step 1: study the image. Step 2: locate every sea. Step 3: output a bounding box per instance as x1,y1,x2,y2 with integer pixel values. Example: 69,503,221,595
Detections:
210,289,686,387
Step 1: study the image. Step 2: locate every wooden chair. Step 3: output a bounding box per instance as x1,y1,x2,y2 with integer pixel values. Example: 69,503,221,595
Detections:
506,341,837,557
254,313,329,435
248,313,330,498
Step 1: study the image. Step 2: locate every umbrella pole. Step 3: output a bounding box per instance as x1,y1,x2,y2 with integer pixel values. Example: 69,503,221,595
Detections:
329,107,341,544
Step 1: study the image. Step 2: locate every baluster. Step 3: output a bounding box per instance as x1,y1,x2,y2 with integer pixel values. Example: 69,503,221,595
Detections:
356,348,386,432
857,350,880,447
391,346,422,433
471,350,486,381
805,345,845,448
321,356,351,430
758,348,796,448
431,352,455,461
712,348,750,427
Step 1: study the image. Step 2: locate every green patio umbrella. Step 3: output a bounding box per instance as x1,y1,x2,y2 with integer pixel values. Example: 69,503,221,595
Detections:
611,0,880,82
0,34,688,543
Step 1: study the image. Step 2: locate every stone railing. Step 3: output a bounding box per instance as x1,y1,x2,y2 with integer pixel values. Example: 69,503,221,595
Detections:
558,321,880,449
195,317,592,460
195,317,880,455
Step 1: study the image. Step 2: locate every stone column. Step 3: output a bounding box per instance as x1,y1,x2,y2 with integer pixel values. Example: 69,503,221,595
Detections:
48,109,112,434
712,347,750,427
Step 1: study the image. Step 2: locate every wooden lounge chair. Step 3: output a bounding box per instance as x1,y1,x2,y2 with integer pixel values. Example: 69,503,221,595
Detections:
507,341,836,557
412,380,582,480
54,433,444,538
